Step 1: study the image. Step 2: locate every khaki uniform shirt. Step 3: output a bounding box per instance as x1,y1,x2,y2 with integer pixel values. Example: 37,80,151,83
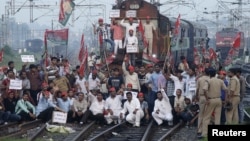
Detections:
203,77,227,98
197,75,210,96
229,76,240,96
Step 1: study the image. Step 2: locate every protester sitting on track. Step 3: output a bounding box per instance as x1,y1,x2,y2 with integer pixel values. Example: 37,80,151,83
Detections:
15,93,36,121
72,92,88,124
87,88,99,107
152,89,173,126
104,87,123,125
68,88,76,106
0,96,10,124
36,89,65,122
3,90,21,122
123,83,138,100
55,91,74,123
1,69,16,99
180,96,199,127
173,89,185,124
89,92,106,125
120,91,144,127
138,92,150,125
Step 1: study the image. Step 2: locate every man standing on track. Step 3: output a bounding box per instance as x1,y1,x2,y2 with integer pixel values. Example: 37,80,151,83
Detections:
196,68,210,135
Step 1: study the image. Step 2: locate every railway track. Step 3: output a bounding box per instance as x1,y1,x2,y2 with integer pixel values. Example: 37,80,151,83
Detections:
0,119,43,140
85,120,183,141
0,122,19,137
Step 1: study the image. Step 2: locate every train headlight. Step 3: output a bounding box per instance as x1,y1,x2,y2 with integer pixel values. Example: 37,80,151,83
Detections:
152,54,156,58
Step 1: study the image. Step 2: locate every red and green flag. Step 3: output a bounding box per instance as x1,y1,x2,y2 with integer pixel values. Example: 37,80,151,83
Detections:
59,0,75,26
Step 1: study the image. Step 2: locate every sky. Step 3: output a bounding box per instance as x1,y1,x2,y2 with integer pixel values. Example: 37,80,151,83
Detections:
0,0,249,33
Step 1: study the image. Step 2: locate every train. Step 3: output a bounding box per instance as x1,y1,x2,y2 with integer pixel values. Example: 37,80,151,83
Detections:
108,0,209,68
215,27,245,63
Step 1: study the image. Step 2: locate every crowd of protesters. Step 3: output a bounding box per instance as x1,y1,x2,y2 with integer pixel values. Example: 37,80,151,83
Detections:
0,54,246,139
0,16,247,139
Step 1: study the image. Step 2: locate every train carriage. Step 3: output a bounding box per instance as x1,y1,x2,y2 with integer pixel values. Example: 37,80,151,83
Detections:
110,0,208,67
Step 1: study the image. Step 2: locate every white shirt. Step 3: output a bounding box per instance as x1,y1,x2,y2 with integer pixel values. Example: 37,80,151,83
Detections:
153,89,172,115
89,100,105,115
174,95,185,111
87,92,97,106
170,74,185,96
122,62,141,91
88,76,100,90
120,19,139,37
75,77,88,94
182,72,196,97
121,98,141,114
123,90,138,100
105,95,123,115
124,35,138,49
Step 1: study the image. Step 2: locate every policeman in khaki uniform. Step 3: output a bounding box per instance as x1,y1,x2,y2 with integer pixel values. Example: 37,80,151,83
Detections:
198,68,227,139
195,68,210,136
226,68,240,124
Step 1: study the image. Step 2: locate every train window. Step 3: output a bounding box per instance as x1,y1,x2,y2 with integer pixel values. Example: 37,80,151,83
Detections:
129,4,140,9
171,37,189,51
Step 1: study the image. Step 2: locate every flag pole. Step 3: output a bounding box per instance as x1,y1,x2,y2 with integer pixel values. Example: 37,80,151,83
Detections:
103,42,111,77
163,33,171,72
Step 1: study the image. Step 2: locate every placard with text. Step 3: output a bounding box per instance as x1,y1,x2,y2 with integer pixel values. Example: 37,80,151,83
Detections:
52,111,67,124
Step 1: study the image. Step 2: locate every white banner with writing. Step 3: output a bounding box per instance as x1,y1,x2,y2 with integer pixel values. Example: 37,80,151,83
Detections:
52,111,67,124
109,10,120,18
9,79,22,90
21,55,35,62
126,10,136,17
126,44,138,53
188,81,196,91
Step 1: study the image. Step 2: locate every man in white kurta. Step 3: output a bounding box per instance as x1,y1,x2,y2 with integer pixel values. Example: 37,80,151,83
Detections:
120,17,140,38
182,69,196,98
152,89,173,125
120,92,144,127
75,74,88,95
122,61,141,92
104,87,123,124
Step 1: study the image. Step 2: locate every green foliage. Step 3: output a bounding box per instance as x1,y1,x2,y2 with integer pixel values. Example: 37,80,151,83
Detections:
0,46,43,71
2,45,14,56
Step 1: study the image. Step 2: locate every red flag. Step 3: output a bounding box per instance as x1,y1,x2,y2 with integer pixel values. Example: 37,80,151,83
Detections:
209,48,217,60
79,46,88,76
44,31,49,67
138,20,148,48
233,33,241,48
78,34,85,62
174,14,181,35
59,0,65,23
138,20,144,37
0,48,4,63
59,0,75,26
228,48,234,55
